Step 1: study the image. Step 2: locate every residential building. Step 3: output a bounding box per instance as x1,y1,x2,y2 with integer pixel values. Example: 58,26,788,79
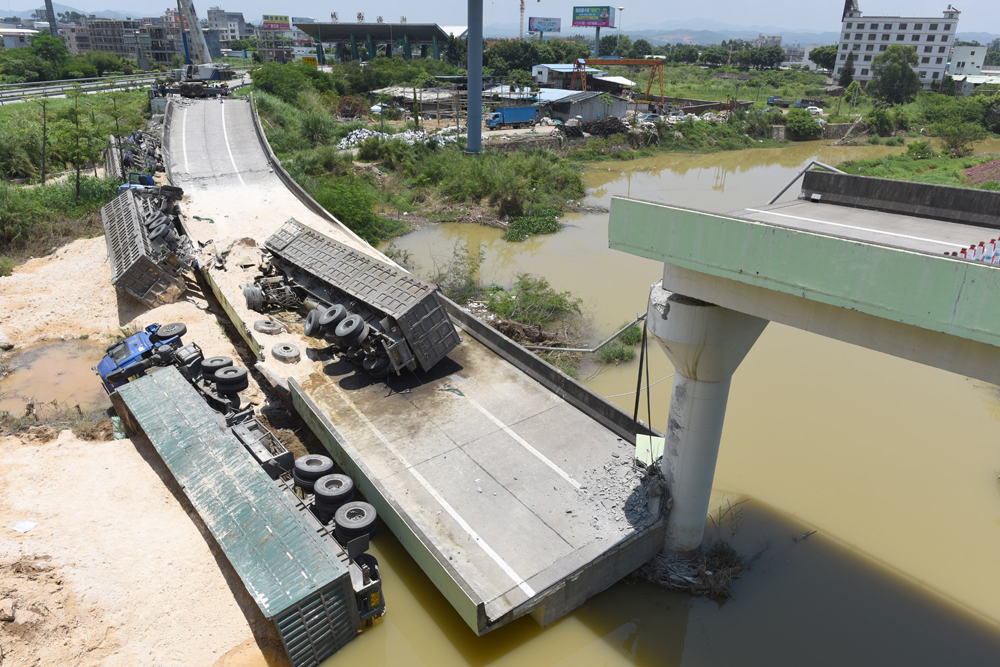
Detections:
88,18,144,58
60,24,91,54
754,34,782,47
0,28,36,49
164,8,189,30
835,3,960,89
206,7,247,47
146,25,181,65
531,63,606,89
950,44,985,76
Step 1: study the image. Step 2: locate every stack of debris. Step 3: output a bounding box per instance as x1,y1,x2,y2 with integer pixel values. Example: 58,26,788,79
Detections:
336,128,462,150
581,116,630,137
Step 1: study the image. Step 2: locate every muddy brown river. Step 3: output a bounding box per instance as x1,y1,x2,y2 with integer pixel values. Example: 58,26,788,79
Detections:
363,139,1000,666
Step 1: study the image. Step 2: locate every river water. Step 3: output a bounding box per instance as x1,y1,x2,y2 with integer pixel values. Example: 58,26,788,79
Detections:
354,139,1000,666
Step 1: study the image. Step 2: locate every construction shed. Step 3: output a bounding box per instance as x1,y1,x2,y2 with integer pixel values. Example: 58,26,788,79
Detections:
545,91,627,123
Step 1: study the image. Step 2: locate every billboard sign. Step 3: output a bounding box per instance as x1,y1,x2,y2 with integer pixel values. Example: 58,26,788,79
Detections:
300,56,318,66
572,6,615,27
262,14,290,30
528,17,561,33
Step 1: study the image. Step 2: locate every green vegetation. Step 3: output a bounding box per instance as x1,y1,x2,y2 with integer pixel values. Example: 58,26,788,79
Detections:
595,341,635,364
1,33,148,82
486,274,581,327
617,320,643,346
866,45,922,106
502,209,562,242
838,151,998,188
0,176,121,268
784,108,821,139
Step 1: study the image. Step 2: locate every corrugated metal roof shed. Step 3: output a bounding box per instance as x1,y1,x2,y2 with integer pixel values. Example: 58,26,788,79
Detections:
115,367,360,667
536,63,604,73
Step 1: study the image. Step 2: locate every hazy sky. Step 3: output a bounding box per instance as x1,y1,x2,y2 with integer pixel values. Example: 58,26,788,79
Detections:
45,0,1000,34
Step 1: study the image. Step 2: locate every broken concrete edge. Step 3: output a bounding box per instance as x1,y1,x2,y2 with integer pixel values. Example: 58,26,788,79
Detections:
198,266,263,362
245,93,398,268
162,99,175,187
287,378,487,635
441,297,661,445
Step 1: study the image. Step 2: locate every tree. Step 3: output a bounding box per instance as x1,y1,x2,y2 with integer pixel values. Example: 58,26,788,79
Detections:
839,51,855,87
809,45,838,71
627,39,653,60
598,34,631,57
55,86,102,199
986,51,1000,68
444,33,467,68
671,45,699,63
28,33,69,68
785,108,821,139
940,74,957,97
699,46,728,66
929,120,986,157
866,44,921,105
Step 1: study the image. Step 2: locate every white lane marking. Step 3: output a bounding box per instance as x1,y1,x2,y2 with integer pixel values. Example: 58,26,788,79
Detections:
220,102,247,189
466,398,583,490
181,107,190,174
744,207,955,248
328,383,535,597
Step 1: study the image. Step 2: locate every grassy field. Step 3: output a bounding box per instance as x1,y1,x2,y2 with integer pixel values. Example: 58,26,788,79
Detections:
838,146,999,188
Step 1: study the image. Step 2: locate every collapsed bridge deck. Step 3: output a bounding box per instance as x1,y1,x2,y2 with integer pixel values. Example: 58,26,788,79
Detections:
165,96,664,634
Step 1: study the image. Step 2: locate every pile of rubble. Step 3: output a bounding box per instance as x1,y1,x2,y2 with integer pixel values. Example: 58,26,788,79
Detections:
337,127,462,149
581,116,630,137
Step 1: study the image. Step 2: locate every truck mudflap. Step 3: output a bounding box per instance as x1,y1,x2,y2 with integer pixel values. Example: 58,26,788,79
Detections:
101,189,195,308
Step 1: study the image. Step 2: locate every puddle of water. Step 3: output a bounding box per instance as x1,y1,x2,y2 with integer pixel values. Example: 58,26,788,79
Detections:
0,340,111,417
374,139,1000,655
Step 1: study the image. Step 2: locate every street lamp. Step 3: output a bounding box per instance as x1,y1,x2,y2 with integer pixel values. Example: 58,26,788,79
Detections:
617,6,624,55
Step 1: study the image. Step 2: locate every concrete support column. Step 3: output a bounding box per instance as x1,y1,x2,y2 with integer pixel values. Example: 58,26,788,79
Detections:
350,34,358,61
404,34,412,60
366,34,375,61
646,280,768,554
433,35,440,60
466,0,483,153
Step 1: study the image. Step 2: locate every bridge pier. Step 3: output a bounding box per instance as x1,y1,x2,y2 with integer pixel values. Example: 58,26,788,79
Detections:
646,280,767,554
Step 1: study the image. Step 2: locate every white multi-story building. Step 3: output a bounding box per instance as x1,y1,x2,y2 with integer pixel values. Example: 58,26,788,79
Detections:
835,3,961,89
950,44,985,76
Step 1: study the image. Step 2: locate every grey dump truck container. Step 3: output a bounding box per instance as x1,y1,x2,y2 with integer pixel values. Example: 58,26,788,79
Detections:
113,367,377,667
264,219,461,373
101,190,193,308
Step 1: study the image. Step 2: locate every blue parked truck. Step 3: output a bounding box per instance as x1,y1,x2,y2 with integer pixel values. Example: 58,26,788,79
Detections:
485,105,537,129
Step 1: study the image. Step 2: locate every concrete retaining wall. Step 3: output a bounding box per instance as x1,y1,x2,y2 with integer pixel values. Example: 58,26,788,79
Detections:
802,171,1000,229
771,126,787,141
821,123,855,140
483,135,562,152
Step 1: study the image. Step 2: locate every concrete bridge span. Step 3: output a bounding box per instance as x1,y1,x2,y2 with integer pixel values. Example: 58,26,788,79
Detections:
163,96,665,636
610,169,1000,553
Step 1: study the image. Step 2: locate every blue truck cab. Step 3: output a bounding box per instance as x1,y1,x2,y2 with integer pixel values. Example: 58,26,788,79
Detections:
118,172,156,194
96,322,187,393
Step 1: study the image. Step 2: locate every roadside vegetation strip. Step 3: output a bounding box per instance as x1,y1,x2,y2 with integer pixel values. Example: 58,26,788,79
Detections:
838,142,999,189
964,158,1000,188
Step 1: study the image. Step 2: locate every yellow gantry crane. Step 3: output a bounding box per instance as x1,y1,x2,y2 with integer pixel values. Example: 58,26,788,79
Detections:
571,58,666,103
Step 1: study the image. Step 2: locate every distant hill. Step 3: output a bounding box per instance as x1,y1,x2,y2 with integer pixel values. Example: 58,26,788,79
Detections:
0,3,155,20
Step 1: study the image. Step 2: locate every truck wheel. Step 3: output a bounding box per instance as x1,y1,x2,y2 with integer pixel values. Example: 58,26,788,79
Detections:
214,365,248,388
253,320,282,335
363,356,390,378
200,356,233,377
344,347,365,367
293,471,316,494
160,185,183,198
303,309,322,338
335,501,378,542
319,304,348,333
295,454,334,481
314,474,354,505
243,285,264,312
147,223,168,240
193,83,205,96
151,322,186,342
179,83,191,96
335,315,369,345
272,343,301,363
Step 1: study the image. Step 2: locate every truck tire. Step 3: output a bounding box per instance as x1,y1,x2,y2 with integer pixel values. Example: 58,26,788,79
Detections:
335,315,369,345
253,319,282,335
200,356,233,378
344,347,365,367
293,471,316,494
313,474,354,506
151,322,187,342
295,454,334,481
193,83,205,97
363,355,390,378
214,365,248,388
319,304,348,333
160,185,183,198
272,343,300,363
179,82,192,96
335,501,378,542
243,285,264,312
303,309,322,338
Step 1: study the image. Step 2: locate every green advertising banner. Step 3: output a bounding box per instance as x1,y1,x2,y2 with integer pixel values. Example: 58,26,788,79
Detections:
572,6,616,27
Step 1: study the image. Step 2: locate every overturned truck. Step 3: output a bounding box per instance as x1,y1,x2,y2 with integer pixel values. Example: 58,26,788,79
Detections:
244,219,461,378
100,185,196,307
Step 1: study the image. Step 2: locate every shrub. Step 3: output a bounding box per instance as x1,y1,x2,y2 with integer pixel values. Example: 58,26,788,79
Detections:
928,120,987,157
300,110,336,147
486,274,581,327
595,341,635,364
864,108,894,136
336,95,368,117
357,138,414,171
906,140,935,158
300,173,407,244
502,209,561,242
785,108,821,139
618,320,643,346
0,256,14,276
